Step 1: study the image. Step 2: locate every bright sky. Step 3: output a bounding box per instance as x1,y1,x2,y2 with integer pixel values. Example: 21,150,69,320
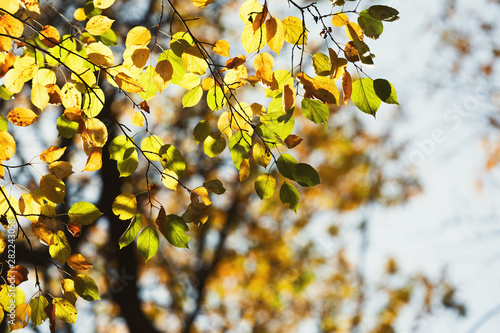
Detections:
361,1,500,332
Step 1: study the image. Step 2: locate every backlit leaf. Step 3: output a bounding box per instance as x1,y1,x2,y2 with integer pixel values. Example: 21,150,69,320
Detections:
40,25,60,47
7,107,38,127
294,163,320,187
112,192,137,220
29,296,48,327
93,0,114,9
74,274,100,301
137,226,159,262
108,135,138,177
342,70,352,105
266,17,285,54
182,86,203,108
141,135,164,161
239,158,251,181
116,72,143,93
373,78,399,105
332,12,349,27
239,0,262,24
352,78,381,116
280,181,300,212
56,114,78,139
53,298,77,324
119,214,142,249
301,98,329,125
9,303,30,330
358,10,383,40
276,153,297,180
282,16,307,45
203,179,226,195
86,15,114,36
193,120,210,144
159,144,186,177
49,230,71,263
126,26,151,48
182,46,208,75
49,161,74,179
192,0,214,8
69,201,102,225
255,174,276,199
40,174,65,203
7,265,29,286
40,146,66,163
241,24,267,53
67,253,92,270
87,42,114,67
253,141,271,167
204,134,226,158
213,40,230,57
160,214,190,248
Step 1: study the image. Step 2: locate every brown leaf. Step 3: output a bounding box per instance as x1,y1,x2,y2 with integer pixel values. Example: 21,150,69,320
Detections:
284,134,303,149
239,159,250,182
7,265,29,286
139,100,150,113
44,304,55,333
342,70,352,105
225,55,246,69
344,41,359,62
155,206,167,239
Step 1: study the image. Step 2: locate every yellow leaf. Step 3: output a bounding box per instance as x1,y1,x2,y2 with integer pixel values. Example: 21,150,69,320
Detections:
201,77,214,91
53,298,77,324
282,16,307,45
0,14,24,39
14,55,38,82
239,0,262,25
241,24,266,53
31,83,50,110
250,102,266,116
9,303,31,330
33,68,57,86
217,111,233,138
345,22,364,41
153,60,173,92
49,230,71,263
4,68,24,93
40,174,66,204
131,112,144,127
182,46,208,75
125,26,151,48
83,118,108,147
61,83,82,109
94,0,114,9
87,42,114,67
239,159,250,182
332,12,349,27
253,141,271,167
39,25,60,47
254,52,274,81
49,161,74,179
116,72,144,93
213,40,230,57
73,8,86,21
297,72,339,105
46,84,63,105
191,186,211,206
123,45,150,69
266,18,285,54
161,169,179,190
0,130,16,160
0,36,12,52
112,192,137,220
0,0,20,14
19,192,41,222
21,0,40,14
86,15,114,36
192,0,214,8
223,63,248,90
83,147,102,172
7,107,38,127
178,72,201,90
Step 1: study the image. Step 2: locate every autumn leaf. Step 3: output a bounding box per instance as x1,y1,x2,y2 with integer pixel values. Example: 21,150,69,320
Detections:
86,15,115,36
40,25,60,47
7,265,29,286
213,40,230,57
192,0,214,9
68,253,92,270
0,130,16,160
7,107,38,126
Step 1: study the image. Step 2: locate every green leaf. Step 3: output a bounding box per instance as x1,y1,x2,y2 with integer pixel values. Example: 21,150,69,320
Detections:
138,66,159,101
182,86,203,108
352,78,381,116
228,130,252,152
373,78,399,105
137,226,159,262
203,179,226,195
108,135,138,177
163,214,190,248
98,28,117,46
204,134,226,157
358,10,383,40
30,296,49,326
230,144,249,170
57,114,79,139
74,274,100,301
159,144,186,177
49,230,72,263
84,0,102,18
0,116,6,132
276,153,297,180
193,120,210,144
68,201,102,225
53,297,77,324
119,214,142,249
301,98,329,125
260,105,295,141
141,135,164,161
112,192,137,220
158,49,186,84
293,163,320,187
368,5,399,22
280,181,300,212
206,86,226,111
312,53,331,76
254,174,276,199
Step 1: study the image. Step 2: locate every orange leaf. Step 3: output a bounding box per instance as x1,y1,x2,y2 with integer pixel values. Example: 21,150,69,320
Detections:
284,134,303,149
67,222,81,237
116,72,144,93
40,25,60,47
283,83,296,111
238,159,250,182
297,72,339,105
40,146,66,163
155,206,167,238
153,60,173,92
67,253,92,270
83,147,102,172
7,107,38,126
226,55,246,69
342,70,352,105
7,265,29,286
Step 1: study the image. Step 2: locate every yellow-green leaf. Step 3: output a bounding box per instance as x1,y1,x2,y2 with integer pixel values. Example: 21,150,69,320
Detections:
112,192,137,220
49,230,71,263
53,298,77,324
40,174,66,204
